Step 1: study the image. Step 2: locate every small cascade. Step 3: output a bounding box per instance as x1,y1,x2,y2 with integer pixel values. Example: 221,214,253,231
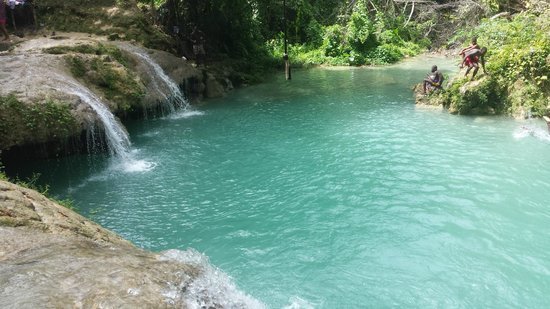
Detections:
160,249,266,309
121,44,191,113
56,79,131,159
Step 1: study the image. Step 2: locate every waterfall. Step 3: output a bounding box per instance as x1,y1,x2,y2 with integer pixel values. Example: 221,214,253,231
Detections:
56,79,131,159
120,44,190,113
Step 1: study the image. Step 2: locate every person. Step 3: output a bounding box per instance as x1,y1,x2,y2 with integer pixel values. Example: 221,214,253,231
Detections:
0,0,9,41
463,47,487,80
459,37,479,68
191,26,206,65
423,65,444,94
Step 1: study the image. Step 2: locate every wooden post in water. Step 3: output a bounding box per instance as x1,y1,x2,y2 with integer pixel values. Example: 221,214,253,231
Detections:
283,0,291,80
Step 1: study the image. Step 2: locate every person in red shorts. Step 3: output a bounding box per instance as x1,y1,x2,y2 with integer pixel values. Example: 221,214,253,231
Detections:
0,0,9,41
459,37,480,68
463,47,487,80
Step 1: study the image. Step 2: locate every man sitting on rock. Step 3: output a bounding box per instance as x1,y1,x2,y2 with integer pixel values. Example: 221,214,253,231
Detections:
423,65,444,94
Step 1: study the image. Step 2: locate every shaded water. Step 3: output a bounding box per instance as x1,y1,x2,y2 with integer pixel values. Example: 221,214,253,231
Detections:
11,56,550,308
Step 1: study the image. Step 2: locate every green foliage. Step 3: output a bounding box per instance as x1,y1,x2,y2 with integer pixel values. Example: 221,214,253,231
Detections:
447,10,549,116
507,79,548,117
45,44,130,67
68,56,87,77
8,173,76,210
0,95,79,149
305,19,324,47
366,44,403,64
322,24,346,58
440,77,506,114
347,0,375,53
0,162,6,181
65,52,145,113
262,0,425,66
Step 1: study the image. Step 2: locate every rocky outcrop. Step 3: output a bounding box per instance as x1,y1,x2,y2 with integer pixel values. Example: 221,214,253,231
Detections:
0,179,200,307
0,33,234,158
414,72,506,115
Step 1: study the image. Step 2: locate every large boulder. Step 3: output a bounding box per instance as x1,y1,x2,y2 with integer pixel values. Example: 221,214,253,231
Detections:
0,179,199,308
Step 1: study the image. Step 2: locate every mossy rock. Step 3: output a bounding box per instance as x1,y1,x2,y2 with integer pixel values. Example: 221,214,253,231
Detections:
507,79,548,118
413,83,445,107
436,75,506,115
61,44,146,114
0,95,80,150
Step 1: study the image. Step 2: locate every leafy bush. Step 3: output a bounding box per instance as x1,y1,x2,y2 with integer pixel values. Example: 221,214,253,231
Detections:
366,44,403,64
443,10,549,116
347,1,375,53
440,76,506,114
322,24,347,58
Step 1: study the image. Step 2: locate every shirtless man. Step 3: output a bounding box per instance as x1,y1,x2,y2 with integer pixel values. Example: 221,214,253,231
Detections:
423,65,444,94
459,37,479,68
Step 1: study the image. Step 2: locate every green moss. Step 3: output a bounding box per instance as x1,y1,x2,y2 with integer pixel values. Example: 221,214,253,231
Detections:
0,95,79,149
64,53,145,113
507,79,548,117
7,173,77,211
448,10,550,116
56,43,145,113
435,76,506,115
0,217,21,227
45,43,131,67
67,56,87,77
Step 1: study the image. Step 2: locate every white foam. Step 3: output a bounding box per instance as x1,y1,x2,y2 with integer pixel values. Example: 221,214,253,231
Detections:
118,159,158,173
160,249,266,309
283,296,316,309
514,125,550,142
169,110,206,119
120,44,191,112
141,130,161,137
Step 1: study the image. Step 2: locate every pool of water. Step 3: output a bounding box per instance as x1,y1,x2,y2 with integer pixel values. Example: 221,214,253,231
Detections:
10,56,550,308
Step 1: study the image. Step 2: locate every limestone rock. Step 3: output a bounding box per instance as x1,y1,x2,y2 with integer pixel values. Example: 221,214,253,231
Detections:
205,73,226,98
0,180,200,308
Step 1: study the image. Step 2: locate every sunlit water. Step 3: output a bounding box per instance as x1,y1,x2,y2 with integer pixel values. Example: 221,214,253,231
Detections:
10,56,550,308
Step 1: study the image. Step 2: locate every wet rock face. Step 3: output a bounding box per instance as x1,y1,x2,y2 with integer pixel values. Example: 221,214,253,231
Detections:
0,228,198,308
0,35,235,156
0,180,199,308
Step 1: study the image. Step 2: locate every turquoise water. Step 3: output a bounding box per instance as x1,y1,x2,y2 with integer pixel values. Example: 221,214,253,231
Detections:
13,57,550,308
